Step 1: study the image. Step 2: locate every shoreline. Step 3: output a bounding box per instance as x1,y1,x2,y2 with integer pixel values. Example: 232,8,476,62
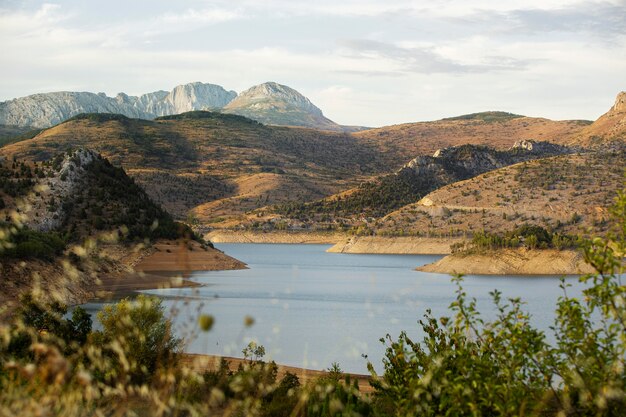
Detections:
90,240,247,301
181,353,374,394
417,248,595,275
327,236,464,254
205,230,346,244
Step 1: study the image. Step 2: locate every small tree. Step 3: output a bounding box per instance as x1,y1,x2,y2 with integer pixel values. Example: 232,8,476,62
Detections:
94,294,181,384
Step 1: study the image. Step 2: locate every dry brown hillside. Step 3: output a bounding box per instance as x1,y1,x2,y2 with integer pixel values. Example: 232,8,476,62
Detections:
0,113,384,221
375,151,625,238
354,112,589,169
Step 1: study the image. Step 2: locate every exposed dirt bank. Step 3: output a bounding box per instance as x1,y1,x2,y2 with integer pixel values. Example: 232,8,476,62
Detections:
181,354,374,394
1,239,247,305
205,230,345,244
133,240,246,273
417,248,595,275
327,236,464,254
92,240,247,300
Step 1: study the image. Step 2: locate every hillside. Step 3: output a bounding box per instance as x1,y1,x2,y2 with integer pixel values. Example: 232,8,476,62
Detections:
574,92,626,147
354,113,589,169
0,149,244,303
0,112,385,222
375,151,626,238
254,140,574,231
223,82,343,131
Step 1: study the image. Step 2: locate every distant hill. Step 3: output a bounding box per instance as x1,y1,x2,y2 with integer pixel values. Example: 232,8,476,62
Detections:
223,82,344,131
261,140,574,228
354,112,590,169
0,111,385,222
375,150,626,238
442,111,525,123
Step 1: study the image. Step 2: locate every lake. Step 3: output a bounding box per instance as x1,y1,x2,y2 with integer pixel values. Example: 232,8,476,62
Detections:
83,243,589,374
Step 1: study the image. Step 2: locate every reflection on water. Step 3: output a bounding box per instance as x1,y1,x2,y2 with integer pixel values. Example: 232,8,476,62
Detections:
83,243,589,374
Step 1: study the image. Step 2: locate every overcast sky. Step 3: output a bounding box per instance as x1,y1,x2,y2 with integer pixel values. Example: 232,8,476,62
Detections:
1,0,625,126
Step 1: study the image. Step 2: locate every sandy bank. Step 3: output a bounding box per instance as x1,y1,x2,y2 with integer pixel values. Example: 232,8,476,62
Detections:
206,230,345,244
134,240,247,273
417,248,595,275
92,240,247,300
181,354,374,394
327,236,464,254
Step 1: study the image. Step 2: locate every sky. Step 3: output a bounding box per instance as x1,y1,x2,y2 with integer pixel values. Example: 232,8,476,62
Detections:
1,0,625,127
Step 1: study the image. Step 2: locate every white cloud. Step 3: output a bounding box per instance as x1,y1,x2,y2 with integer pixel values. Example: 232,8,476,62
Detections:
157,8,242,24
0,0,624,126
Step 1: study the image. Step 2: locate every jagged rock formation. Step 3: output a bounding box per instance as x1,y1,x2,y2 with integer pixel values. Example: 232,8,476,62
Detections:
223,82,343,131
0,92,150,129
27,149,98,231
511,139,571,153
0,83,236,128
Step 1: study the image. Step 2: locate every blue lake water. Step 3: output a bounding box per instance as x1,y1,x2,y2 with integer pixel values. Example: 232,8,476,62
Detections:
83,243,590,374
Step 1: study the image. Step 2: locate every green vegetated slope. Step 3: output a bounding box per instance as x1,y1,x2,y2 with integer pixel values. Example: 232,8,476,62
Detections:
0,149,192,257
0,124,42,148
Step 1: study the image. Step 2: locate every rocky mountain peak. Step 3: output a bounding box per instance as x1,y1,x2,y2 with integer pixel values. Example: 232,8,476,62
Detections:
611,91,626,113
226,82,324,117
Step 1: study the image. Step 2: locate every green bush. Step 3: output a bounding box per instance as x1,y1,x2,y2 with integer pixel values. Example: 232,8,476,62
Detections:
370,188,626,416
1,227,66,260
92,294,182,385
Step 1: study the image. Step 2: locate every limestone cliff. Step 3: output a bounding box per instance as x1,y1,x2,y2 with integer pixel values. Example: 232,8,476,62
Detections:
0,83,237,128
223,82,343,131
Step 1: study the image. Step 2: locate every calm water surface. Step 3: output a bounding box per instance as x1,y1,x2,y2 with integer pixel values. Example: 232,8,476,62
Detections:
84,243,589,374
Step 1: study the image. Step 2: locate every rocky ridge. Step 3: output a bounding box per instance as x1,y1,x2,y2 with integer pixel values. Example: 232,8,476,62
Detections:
0,81,346,130
0,82,237,128
223,82,343,131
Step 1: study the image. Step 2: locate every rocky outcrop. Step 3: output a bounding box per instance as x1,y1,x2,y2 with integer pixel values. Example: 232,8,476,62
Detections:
25,149,100,231
0,83,237,128
511,139,571,154
223,82,343,131
161,82,237,115
403,140,572,183
575,91,626,147
611,91,626,113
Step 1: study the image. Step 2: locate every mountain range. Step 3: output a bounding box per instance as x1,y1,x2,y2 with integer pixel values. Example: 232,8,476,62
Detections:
1,88,624,236
0,82,348,131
